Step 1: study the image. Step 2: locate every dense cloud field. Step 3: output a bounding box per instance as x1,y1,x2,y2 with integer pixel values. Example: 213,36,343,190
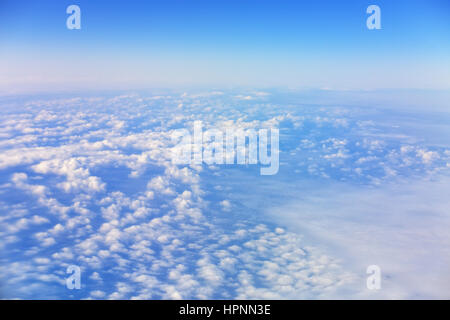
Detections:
1,90,449,299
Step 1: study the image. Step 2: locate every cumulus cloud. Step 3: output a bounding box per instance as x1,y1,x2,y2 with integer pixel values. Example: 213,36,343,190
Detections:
1,90,450,300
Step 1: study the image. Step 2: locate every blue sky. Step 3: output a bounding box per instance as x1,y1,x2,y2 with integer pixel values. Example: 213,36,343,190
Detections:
1,0,449,92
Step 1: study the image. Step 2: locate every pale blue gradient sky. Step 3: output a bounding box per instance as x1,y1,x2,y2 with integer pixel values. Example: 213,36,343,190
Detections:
0,0,449,92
